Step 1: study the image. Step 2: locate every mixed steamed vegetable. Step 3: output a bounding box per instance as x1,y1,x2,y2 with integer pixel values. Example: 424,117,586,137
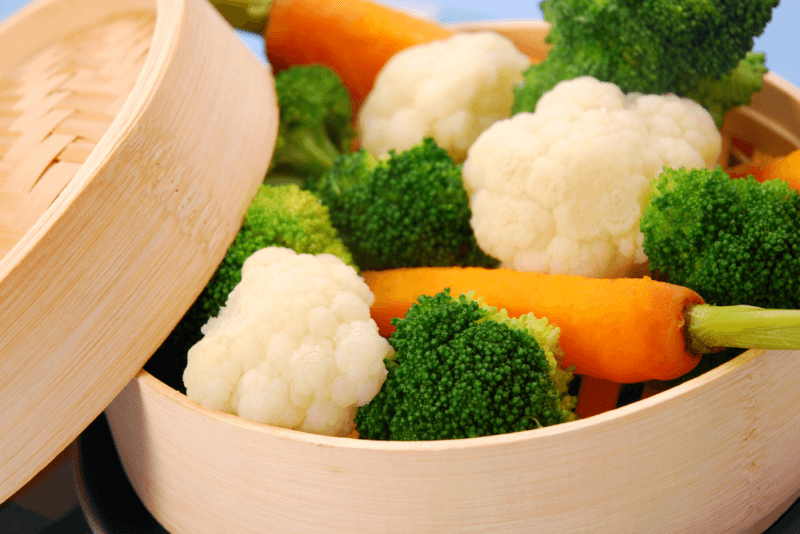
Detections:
147,0,800,439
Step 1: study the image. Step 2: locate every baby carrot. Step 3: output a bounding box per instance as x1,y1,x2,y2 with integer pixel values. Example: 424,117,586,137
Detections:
364,267,800,383
727,148,800,191
362,267,705,383
264,0,453,111
726,149,774,181
640,381,669,400
575,376,622,419
760,149,800,191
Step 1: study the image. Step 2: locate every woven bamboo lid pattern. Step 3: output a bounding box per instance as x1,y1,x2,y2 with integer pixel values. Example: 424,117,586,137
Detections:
0,0,278,502
0,12,155,256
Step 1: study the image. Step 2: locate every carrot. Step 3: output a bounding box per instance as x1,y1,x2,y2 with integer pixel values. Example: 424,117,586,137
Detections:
264,0,453,111
760,149,800,191
362,267,705,383
726,147,800,192
640,381,669,400
726,149,774,181
575,376,622,418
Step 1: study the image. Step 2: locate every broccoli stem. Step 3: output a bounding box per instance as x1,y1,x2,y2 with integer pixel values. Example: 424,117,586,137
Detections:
687,304,800,355
262,173,306,187
277,129,340,178
208,0,271,33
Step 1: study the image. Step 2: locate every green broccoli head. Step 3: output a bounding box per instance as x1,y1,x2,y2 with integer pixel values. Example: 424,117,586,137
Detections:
313,138,499,271
686,52,768,128
354,290,576,441
641,167,800,311
268,65,355,187
513,0,778,114
145,184,355,391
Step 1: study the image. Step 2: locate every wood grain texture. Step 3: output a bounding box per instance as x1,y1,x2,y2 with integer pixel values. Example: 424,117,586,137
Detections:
104,20,800,534
108,348,800,534
0,0,278,501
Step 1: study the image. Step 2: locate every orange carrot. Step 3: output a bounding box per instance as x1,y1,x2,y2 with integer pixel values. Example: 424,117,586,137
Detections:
727,149,800,191
640,381,669,400
575,376,622,418
264,0,453,111
760,149,800,191
726,149,774,181
362,267,705,383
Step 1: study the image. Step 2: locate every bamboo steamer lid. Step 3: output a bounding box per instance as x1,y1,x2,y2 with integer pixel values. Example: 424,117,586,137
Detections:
0,0,278,501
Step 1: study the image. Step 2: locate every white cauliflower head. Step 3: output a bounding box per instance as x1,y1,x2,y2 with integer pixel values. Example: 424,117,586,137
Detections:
182,247,394,437
357,31,530,161
462,76,722,278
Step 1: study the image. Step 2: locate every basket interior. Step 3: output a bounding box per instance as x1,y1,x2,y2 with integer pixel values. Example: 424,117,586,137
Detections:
0,11,155,258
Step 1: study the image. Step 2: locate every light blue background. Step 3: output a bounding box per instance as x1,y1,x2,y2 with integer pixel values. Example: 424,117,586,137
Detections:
1,0,798,90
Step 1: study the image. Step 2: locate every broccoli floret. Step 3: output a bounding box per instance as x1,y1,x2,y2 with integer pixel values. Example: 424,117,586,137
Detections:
641,166,800,309
145,184,355,391
354,290,577,441
686,52,769,128
313,138,499,270
640,166,800,382
513,0,778,115
267,65,355,188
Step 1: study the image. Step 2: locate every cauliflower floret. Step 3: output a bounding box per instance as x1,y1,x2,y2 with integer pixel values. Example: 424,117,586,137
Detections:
183,247,394,437
462,76,722,278
358,31,530,162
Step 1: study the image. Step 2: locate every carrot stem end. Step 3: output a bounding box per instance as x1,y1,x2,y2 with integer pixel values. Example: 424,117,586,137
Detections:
687,304,800,353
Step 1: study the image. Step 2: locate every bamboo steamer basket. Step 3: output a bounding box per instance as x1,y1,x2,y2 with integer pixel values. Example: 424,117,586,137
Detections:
104,20,800,534
0,0,278,502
